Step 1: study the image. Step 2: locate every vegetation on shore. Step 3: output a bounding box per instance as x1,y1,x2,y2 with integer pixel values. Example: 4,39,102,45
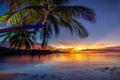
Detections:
0,47,64,56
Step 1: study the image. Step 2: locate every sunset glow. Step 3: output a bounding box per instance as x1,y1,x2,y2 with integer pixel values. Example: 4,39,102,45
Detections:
53,41,120,50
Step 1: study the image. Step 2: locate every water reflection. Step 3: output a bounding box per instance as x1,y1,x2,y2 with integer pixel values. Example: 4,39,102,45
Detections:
1,53,120,65
0,53,120,73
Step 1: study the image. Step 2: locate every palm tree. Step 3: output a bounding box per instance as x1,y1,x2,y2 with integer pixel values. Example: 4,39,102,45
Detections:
0,0,96,49
9,30,35,50
0,30,35,50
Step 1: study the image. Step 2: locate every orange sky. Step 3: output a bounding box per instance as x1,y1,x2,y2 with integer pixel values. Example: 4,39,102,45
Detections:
51,39,120,50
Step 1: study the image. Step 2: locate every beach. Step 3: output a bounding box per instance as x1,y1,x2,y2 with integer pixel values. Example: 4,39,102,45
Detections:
0,73,20,80
0,66,120,80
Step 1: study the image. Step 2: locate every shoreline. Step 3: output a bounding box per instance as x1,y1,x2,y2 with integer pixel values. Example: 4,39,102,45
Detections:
0,47,65,56
0,73,21,80
0,66,120,80
0,47,120,57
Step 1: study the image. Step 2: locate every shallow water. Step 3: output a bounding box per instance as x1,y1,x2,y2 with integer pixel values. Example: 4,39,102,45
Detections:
0,53,120,74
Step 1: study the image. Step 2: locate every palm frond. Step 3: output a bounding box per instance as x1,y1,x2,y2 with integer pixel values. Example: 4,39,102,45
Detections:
49,15,60,37
52,0,70,5
1,6,43,26
2,32,12,42
57,16,74,35
54,14,88,38
0,12,10,24
71,19,88,38
56,6,96,23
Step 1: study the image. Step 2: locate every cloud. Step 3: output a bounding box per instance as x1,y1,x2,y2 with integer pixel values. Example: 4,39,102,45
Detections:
96,43,106,47
57,41,76,46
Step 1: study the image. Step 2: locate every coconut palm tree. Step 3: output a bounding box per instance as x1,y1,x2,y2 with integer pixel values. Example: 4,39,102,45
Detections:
0,30,35,50
9,30,35,50
0,0,96,49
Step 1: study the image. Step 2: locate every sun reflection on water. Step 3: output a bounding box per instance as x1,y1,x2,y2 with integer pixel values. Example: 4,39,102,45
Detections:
4,53,120,66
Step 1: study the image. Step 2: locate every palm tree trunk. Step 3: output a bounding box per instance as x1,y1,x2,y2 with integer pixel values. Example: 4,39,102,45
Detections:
42,11,50,25
41,11,50,48
0,11,50,33
0,24,43,33
41,26,47,49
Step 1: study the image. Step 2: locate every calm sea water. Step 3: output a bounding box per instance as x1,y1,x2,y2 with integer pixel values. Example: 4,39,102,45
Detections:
0,53,120,74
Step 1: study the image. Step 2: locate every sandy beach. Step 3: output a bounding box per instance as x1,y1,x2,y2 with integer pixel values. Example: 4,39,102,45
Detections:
0,66,120,80
0,73,20,80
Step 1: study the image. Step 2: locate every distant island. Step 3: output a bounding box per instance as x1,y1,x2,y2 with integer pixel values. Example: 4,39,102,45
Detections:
79,46,120,53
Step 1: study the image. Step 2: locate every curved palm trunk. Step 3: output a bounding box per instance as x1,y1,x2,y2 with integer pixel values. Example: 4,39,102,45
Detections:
0,24,44,33
0,11,50,33
41,26,47,49
41,12,50,48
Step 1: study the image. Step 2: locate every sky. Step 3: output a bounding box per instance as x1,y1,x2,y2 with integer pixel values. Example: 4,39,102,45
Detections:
0,0,120,49
49,0,120,49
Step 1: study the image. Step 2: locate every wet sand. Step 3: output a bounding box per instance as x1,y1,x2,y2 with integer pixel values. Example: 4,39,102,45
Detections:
0,73,20,80
0,66,120,80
